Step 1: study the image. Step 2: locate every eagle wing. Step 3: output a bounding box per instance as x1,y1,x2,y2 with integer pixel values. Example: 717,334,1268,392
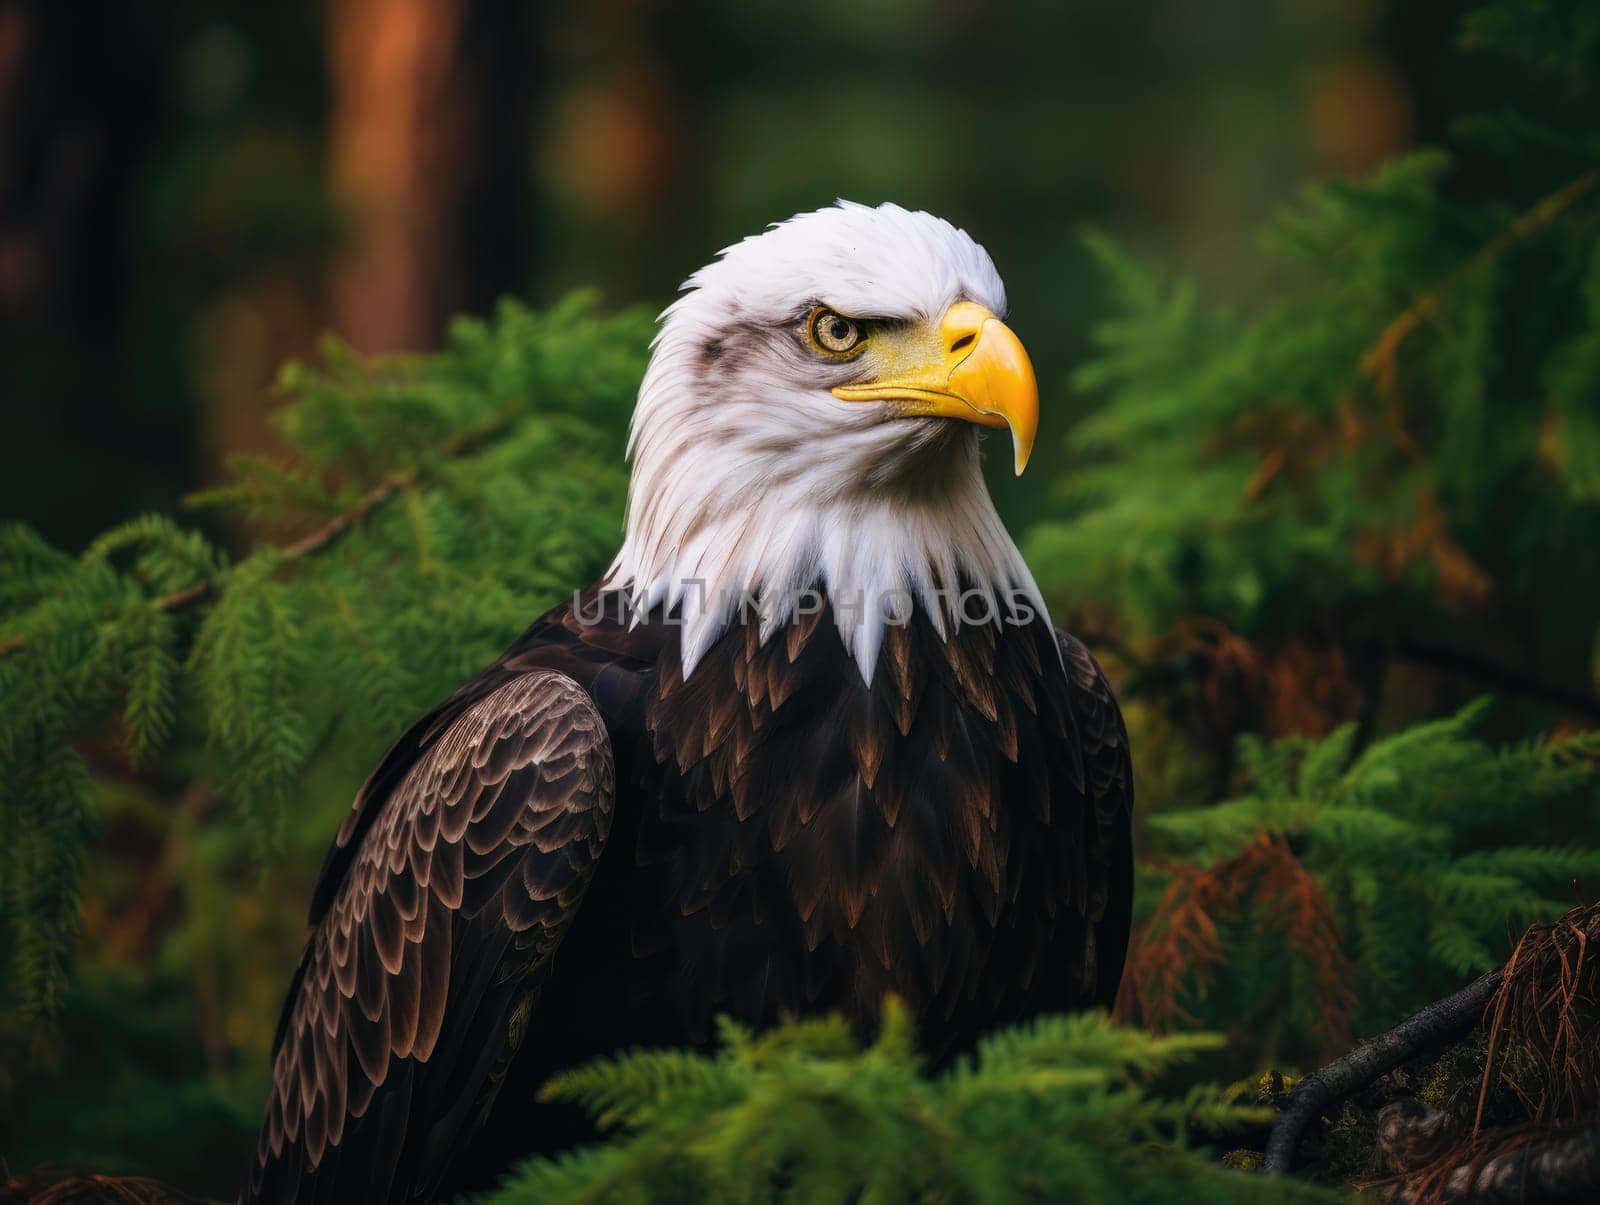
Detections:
245,669,614,1204
1055,628,1136,1006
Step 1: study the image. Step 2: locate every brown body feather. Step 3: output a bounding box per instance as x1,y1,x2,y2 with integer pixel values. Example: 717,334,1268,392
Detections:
244,587,1132,1202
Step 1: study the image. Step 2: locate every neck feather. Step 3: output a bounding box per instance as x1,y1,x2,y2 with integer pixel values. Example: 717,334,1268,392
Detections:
606,420,1049,683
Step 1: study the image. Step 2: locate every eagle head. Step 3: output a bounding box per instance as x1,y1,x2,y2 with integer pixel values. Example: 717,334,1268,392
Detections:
608,201,1049,681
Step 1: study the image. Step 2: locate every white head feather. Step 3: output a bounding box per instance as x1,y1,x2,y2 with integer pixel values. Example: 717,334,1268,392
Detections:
605,200,1049,682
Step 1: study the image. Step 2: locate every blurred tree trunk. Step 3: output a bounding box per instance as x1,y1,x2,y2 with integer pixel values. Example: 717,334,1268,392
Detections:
328,0,536,354
0,0,188,546
328,0,470,354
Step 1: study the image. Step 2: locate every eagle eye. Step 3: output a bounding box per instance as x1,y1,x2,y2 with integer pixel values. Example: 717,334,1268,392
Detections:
808,307,866,356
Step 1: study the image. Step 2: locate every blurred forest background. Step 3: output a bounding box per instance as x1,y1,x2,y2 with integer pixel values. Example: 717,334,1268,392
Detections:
3,0,1599,1200
1,0,1422,549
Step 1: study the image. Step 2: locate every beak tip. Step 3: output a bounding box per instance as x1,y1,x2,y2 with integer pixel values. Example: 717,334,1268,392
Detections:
1011,429,1034,476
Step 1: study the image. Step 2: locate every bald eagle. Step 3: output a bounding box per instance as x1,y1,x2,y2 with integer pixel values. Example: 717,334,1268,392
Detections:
244,202,1133,1203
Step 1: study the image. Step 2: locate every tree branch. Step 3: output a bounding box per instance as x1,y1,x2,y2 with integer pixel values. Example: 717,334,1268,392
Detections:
1265,969,1504,1174
1425,1122,1600,1204
1393,639,1600,726
1361,170,1598,394
0,409,514,660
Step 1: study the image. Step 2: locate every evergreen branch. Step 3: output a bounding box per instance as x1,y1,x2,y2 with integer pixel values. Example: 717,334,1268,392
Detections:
275,468,416,563
1361,169,1598,395
495,1007,1334,1204
1131,700,1600,1058
0,296,644,1042
0,410,515,661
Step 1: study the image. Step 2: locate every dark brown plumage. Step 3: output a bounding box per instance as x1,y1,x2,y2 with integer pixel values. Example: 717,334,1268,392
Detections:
246,671,613,1202
243,587,1131,1203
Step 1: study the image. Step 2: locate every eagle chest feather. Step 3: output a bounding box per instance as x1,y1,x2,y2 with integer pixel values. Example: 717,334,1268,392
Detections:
633,600,1123,1029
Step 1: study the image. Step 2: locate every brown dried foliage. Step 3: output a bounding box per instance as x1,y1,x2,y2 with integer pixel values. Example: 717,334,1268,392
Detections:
1394,901,1600,1204
1351,485,1493,611
1261,637,1363,739
1477,901,1600,1130
1148,620,1362,745
1115,832,1357,1054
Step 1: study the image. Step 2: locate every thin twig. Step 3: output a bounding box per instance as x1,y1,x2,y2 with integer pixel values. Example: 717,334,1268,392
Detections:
0,477,402,660
0,408,515,659
1393,639,1600,726
1361,170,1598,394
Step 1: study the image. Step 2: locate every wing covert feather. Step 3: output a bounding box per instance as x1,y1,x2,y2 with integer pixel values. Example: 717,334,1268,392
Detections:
245,670,613,1203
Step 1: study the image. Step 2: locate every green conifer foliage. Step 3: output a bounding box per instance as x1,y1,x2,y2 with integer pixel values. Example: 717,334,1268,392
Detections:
1122,702,1600,1064
487,1002,1341,1205
1024,0,1600,1083
5,4,1600,1196
1027,3,1600,677
1028,154,1600,646
0,295,651,1029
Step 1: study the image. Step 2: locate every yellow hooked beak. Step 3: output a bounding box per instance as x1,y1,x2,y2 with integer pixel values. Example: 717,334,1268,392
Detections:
831,302,1039,475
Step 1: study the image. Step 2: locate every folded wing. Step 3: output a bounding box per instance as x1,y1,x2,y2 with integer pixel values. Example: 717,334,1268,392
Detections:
245,670,614,1204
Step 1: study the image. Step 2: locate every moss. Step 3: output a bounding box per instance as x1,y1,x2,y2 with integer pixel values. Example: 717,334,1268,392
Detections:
1417,1033,1487,1113
1319,1103,1379,1184
1256,1068,1299,1106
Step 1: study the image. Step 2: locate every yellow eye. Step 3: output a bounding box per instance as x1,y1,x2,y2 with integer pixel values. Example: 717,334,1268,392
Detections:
809,308,865,355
